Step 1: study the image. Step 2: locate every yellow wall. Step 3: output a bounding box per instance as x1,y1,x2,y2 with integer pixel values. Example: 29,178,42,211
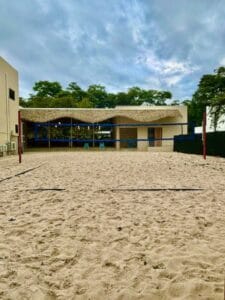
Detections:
160,106,188,149
137,127,148,150
114,106,187,151
0,57,19,147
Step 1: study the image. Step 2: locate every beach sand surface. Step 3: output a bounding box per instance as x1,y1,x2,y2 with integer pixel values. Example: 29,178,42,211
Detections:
0,151,224,299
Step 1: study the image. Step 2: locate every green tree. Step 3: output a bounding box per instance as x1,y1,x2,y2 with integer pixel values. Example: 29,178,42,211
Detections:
192,67,225,126
67,82,85,101
53,96,77,108
77,97,94,108
170,100,180,106
25,96,55,108
126,88,172,105
191,75,216,125
87,85,108,108
182,99,197,132
152,91,172,105
210,67,225,128
19,97,28,107
32,81,62,98
127,87,143,105
20,80,174,109
115,92,131,106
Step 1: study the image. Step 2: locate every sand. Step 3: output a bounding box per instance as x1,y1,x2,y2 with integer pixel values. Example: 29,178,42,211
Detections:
0,151,224,300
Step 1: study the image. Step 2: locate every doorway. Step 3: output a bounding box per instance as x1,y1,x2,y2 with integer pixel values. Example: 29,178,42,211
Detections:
120,128,137,148
148,127,162,147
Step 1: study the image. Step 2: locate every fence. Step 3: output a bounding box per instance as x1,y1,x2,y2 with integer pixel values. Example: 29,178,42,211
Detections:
174,131,225,157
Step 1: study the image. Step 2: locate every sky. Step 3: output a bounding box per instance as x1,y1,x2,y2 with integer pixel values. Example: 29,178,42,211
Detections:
1,0,225,100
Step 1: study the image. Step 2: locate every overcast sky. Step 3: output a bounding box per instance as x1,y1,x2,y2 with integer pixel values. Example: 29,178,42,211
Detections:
1,0,225,100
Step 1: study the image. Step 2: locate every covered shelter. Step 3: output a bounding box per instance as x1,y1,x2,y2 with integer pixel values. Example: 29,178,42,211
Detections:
20,106,188,151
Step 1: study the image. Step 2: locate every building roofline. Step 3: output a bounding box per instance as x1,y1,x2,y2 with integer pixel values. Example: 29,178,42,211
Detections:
0,56,18,73
19,105,185,111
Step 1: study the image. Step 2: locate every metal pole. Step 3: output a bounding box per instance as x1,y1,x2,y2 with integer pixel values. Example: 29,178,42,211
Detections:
92,123,95,148
203,111,207,160
70,118,73,148
48,122,51,149
18,111,22,163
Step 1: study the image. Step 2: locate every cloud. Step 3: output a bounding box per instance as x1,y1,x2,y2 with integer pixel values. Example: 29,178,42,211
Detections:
164,76,183,87
138,51,197,73
220,57,225,66
136,50,199,89
0,0,225,99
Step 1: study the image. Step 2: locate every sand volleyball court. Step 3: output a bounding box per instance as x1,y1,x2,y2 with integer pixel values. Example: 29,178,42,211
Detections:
0,152,224,299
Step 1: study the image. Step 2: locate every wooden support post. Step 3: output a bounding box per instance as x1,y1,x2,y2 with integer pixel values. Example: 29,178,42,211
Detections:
92,124,95,148
18,111,22,163
48,122,51,149
70,118,73,148
203,111,207,160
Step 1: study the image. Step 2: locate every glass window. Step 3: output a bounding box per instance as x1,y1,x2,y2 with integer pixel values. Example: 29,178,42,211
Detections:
9,88,15,100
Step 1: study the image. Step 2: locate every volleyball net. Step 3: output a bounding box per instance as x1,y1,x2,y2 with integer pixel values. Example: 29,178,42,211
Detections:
30,121,195,145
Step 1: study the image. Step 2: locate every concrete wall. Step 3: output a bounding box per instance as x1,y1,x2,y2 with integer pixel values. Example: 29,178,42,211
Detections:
20,106,182,123
115,116,148,150
114,107,187,151
0,57,19,149
160,120,187,145
137,127,148,150
156,106,187,151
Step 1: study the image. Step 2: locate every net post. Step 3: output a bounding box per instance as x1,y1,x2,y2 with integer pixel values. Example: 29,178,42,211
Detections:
92,123,95,148
18,110,22,163
203,111,207,160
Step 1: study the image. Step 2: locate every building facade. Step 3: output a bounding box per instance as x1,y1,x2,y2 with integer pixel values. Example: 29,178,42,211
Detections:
195,106,225,134
20,105,187,151
0,57,19,154
0,58,187,154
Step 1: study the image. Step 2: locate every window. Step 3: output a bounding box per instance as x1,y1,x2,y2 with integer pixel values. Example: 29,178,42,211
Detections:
15,124,18,134
9,88,15,100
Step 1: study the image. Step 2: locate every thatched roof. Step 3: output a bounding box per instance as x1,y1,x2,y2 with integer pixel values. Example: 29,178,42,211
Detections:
20,107,182,123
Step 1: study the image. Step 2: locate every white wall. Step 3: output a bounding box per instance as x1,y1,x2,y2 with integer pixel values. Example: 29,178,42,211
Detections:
195,106,225,134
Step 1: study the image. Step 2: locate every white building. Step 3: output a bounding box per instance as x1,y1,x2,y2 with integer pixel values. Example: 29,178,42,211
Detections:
195,106,225,134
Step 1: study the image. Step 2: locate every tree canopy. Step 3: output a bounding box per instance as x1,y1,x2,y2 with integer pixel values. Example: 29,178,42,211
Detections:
189,66,225,127
20,81,172,109
19,66,225,130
